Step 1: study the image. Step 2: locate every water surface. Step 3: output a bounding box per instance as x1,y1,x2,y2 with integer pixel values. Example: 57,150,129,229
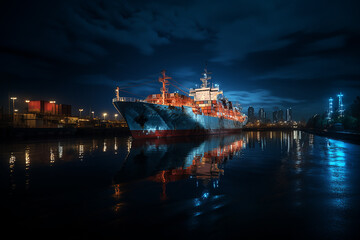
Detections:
1,131,359,239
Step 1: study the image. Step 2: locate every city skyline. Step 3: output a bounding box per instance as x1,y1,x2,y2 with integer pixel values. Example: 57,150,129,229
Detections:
248,105,293,123
247,90,350,122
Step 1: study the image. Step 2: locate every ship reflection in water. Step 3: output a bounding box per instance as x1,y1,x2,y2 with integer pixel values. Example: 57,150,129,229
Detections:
1,131,360,239
113,135,245,202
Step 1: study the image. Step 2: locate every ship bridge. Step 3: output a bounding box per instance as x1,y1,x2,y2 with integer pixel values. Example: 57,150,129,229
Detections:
189,67,223,103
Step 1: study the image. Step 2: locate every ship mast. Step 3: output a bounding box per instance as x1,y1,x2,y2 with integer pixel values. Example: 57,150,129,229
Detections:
115,87,120,101
159,70,171,104
200,65,212,88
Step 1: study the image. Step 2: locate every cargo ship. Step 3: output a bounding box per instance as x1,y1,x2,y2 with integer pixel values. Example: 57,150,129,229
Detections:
113,67,247,138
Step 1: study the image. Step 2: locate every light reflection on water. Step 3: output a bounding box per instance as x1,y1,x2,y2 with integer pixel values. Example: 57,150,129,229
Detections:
1,131,359,238
327,139,348,210
113,135,245,201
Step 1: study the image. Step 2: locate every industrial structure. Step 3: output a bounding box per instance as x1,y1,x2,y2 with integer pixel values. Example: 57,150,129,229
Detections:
328,97,333,119
337,92,344,117
2,98,126,129
327,92,345,120
28,100,71,116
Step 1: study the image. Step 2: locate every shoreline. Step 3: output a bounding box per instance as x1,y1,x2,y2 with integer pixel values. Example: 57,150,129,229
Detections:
302,128,360,143
0,127,131,141
243,127,299,131
2,126,359,144
244,127,360,144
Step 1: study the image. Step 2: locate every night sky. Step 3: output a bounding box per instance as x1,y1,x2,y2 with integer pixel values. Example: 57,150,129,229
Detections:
1,0,360,120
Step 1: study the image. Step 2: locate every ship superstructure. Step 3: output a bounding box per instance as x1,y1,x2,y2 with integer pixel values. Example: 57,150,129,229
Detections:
113,67,247,138
189,67,223,102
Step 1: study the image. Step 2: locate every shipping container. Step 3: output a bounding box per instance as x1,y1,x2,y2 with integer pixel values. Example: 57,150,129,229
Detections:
58,104,71,116
28,101,42,113
44,102,56,115
28,101,71,116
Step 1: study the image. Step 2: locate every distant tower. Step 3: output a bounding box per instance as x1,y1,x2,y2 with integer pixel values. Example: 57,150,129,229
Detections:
289,108,292,121
337,92,344,117
248,106,255,123
328,97,333,119
278,109,284,121
273,111,278,123
286,108,292,122
258,108,265,122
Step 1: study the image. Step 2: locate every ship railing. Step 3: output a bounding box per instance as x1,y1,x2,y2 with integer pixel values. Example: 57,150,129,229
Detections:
113,97,145,103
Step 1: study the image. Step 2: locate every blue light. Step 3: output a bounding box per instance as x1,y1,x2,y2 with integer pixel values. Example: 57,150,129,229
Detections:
327,139,349,209
202,192,209,199
194,198,201,207
328,139,346,166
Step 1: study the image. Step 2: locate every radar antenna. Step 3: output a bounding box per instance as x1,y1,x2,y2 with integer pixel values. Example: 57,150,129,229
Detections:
200,63,212,88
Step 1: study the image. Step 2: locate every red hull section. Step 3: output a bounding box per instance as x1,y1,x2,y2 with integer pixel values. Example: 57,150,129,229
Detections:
131,128,243,139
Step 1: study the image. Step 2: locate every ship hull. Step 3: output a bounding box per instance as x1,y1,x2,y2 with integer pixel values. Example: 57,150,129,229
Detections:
113,101,247,139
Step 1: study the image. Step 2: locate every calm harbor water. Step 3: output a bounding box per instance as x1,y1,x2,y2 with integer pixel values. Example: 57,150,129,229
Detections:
1,131,360,239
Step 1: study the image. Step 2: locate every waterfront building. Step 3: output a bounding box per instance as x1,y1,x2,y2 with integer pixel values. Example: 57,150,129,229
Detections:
278,109,284,122
258,108,265,123
273,111,278,123
286,108,292,122
248,106,255,123
28,100,71,116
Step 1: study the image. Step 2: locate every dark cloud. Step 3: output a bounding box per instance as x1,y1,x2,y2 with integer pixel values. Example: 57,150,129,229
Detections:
1,0,359,119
